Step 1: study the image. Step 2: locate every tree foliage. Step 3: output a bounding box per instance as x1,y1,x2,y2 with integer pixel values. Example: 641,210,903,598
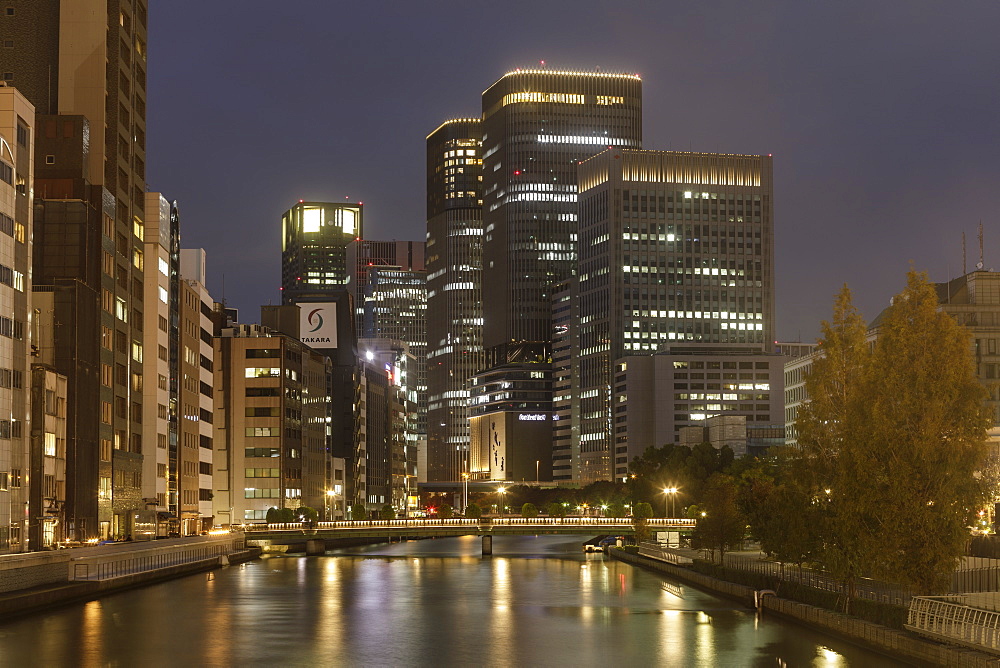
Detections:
629,441,735,513
694,473,746,562
547,502,568,519
632,502,654,542
350,504,368,521
438,504,454,519
521,502,539,518
607,502,627,518
464,503,482,519
379,504,396,520
796,275,991,595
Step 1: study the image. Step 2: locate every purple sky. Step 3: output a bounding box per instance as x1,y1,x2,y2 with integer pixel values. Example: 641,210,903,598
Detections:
147,1,1000,342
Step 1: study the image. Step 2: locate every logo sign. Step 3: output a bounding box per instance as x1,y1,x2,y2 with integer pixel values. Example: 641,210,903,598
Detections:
300,303,337,347
518,413,548,421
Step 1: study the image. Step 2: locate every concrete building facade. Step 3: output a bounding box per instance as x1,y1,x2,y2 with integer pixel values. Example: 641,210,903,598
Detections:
212,324,332,524
0,86,31,552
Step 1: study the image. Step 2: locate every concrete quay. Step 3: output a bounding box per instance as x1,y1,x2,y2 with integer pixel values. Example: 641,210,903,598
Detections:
0,534,259,619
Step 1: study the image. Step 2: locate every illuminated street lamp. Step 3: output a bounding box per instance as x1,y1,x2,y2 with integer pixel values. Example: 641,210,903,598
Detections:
325,489,337,520
463,473,471,511
497,486,507,518
662,487,679,518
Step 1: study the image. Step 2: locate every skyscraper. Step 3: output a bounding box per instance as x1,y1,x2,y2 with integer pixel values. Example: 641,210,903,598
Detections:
568,149,776,481
281,201,363,304
10,0,149,539
480,69,642,357
425,118,483,482
467,70,642,483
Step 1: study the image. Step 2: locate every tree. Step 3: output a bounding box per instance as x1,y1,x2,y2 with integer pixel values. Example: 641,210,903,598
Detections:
864,271,991,592
379,504,395,520
297,506,319,522
465,503,482,519
694,473,745,562
265,507,280,524
795,284,877,604
521,502,539,518
799,274,992,597
438,504,454,519
547,502,568,519
607,502,627,518
632,502,654,542
350,504,367,521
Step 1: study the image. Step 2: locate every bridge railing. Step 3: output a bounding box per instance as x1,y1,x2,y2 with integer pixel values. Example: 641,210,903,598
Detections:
907,595,1000,652
243,517,697,532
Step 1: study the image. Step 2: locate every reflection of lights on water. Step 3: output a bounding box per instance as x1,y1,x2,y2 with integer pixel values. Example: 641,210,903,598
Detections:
818,646,844,665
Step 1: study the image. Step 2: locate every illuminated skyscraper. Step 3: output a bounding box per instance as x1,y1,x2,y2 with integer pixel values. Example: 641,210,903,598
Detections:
468,70,642,483
567,149,776,481
281,201,363,304
480,70,642,357
425,118,483,482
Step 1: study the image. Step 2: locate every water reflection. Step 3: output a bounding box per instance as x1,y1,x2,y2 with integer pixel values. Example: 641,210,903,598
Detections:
0,536,908,667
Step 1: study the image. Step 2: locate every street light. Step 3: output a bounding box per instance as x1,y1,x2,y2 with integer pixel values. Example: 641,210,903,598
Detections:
497,486,507,518
325,490,337,521
662,487,678,518
462,472,469,515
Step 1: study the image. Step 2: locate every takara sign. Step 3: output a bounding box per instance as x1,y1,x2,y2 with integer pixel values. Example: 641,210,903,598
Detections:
300,303,337,347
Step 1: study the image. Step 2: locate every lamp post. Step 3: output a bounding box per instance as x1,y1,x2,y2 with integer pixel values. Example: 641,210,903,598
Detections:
662,487,678,518
462,472,469,515
325,490,336,520
535,460,540,484
497,486,507,518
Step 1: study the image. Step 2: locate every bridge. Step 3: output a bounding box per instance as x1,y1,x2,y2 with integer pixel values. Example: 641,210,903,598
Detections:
244,517,697,555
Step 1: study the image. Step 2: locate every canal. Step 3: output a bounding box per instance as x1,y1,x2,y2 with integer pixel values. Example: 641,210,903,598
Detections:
0,536,910,666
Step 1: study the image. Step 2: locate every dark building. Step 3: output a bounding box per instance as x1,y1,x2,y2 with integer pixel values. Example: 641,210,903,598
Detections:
281,201,363,304
260,298,361,506
425,118,483,482
7,0,149,539
480,69,642,357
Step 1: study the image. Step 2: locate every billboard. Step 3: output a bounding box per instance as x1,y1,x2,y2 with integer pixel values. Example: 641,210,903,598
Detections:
300,303,337,348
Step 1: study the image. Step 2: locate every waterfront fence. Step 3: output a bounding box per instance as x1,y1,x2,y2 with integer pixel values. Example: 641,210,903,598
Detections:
720,553,912,607
68,534,246,582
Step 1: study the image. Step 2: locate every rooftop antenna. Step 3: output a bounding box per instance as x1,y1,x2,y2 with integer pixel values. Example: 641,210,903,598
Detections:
962,231,966,275
977,221,984,270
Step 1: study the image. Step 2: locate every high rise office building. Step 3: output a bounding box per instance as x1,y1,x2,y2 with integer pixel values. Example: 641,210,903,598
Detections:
425,118,483,482
566,149,775,481
480,69,642,357
468,70,642,482
346,239,427,453
7,0,148,540
281,201,363,304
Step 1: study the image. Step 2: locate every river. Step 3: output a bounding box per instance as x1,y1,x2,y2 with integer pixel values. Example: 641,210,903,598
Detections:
0,536,911,666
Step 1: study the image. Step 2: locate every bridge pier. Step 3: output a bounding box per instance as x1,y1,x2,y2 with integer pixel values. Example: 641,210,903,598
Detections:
482,535,492,556
305,539,326,556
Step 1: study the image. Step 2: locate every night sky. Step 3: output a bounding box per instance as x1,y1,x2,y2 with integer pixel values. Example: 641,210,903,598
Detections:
147,1,1000,342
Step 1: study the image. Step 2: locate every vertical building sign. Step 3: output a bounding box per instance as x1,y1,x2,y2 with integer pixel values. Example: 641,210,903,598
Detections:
300,303,338,348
